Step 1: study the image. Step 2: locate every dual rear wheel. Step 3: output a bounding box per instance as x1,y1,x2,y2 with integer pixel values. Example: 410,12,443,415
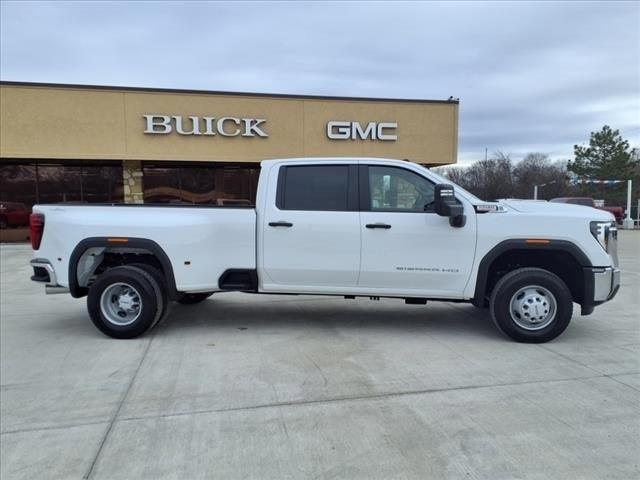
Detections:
87,265,213,339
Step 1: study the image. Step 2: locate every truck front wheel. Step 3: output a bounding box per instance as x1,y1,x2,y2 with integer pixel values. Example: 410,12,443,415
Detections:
87,266,162,339
489,267,573,343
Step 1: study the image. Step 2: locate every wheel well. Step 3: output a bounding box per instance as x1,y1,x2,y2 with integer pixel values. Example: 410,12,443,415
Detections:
479,249,585,307
96,249,165,277
69,237,178,299
77,248,166,291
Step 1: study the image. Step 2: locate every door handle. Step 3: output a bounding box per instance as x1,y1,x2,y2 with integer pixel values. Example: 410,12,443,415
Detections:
365,223,391,229
269,221,293,227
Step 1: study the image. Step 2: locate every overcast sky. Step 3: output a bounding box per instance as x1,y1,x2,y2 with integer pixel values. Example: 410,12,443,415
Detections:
1,0,638,165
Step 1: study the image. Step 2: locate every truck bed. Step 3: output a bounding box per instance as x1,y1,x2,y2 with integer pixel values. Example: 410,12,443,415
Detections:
33,204,256,292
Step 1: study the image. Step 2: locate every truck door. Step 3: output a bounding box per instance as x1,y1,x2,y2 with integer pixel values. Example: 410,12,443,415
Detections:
260,163,361,290
358,164,476,297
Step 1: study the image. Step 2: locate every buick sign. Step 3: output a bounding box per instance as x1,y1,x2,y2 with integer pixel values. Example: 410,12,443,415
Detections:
143,114,268,137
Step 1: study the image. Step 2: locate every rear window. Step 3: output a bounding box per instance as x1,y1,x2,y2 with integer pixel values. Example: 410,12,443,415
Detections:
278,165,349,211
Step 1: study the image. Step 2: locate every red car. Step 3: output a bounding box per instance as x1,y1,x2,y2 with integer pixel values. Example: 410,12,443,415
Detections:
550,197,624,224
0,202,31,229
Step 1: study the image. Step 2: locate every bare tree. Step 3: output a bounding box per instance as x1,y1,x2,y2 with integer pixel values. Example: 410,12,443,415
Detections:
435,151,573,201
512,153,570,199
457,151,514,200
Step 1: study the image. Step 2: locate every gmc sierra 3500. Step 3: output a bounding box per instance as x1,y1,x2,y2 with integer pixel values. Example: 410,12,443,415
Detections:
29,158,620,342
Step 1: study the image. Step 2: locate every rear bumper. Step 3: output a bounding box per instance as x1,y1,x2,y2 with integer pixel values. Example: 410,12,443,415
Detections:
30,259,57,286
581,266,620,315
30,259,69,294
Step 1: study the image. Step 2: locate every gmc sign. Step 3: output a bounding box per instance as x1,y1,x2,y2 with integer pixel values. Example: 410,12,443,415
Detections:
327,121,398,141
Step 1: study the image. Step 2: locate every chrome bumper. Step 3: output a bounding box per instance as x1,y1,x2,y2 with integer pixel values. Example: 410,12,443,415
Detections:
30,259,69,294
592,267,621,302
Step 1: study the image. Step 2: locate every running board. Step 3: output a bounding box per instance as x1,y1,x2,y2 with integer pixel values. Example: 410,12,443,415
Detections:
218,269,258,291
46,286,70,294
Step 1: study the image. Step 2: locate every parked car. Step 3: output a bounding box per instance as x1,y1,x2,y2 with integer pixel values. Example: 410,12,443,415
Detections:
0,201,31,228
550,197,624,224
29,158,620,343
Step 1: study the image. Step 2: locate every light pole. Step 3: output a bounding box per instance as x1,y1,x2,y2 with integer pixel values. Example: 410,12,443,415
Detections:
533,181,556,200
623,179,634,229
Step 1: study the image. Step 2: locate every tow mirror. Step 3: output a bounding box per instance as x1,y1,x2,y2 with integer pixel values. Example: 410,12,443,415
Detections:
434,184,466,227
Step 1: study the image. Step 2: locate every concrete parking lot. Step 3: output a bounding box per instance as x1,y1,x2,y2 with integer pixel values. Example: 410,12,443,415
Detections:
1,233,638,479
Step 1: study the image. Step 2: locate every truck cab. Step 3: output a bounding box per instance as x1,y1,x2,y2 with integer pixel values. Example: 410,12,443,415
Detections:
257,159,476,298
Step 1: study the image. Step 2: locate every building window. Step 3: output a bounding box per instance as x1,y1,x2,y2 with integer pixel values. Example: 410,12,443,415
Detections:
0,161,124,231
142,163,259,205
141,166,182,203
82,164,124,203
0,164,37,229
37,164,83,204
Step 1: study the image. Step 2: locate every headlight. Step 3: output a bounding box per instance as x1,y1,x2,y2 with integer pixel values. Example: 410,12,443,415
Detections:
590,221,616,252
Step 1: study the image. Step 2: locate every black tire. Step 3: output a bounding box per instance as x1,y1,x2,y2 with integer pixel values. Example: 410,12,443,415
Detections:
490,267,573,343
128,263,169,321
87,266,162,339
176,292,214,305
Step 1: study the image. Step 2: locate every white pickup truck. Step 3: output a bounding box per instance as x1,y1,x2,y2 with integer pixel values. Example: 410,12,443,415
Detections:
29,158,620,342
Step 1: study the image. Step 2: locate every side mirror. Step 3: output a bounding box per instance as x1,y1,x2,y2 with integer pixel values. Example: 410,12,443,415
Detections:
434,184,466,227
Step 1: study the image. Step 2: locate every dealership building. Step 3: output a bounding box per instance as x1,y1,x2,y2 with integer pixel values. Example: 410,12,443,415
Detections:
0,81,459,240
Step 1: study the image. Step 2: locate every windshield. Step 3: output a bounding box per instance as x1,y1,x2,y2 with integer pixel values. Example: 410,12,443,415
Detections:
418,165,485,204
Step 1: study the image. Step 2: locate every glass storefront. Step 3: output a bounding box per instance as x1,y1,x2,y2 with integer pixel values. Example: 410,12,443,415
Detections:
0,160,260,241
142,163,259,205
0,161,124,232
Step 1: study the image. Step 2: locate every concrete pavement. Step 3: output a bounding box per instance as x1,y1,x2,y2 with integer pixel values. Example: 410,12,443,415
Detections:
1,232,638,479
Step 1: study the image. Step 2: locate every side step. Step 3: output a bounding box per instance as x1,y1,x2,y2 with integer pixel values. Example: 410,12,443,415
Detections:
46,286,70,294
344,295,428,304
405,298,427,305
218,269,258,291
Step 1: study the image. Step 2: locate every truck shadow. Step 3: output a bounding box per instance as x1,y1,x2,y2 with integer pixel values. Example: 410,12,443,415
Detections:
155,295,502,341
38,295,595,343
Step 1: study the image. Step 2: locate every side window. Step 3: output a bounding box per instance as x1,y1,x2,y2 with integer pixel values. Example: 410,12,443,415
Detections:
368,166,435,212
279,165,350,211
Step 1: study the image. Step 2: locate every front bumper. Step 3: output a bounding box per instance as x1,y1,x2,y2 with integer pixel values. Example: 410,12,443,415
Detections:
593,267,620,302
581,266,620,315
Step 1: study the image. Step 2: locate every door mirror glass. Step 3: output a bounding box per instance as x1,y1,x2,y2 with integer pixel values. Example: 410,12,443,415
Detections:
434,184,466,227
434,184,456,216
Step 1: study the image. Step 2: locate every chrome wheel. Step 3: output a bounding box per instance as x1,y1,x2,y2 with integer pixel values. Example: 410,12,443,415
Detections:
509,285,557,331
100,282,142,326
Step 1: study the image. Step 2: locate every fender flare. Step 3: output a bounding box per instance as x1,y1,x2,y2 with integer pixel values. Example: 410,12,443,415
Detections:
68,237,179,299
472,239,592,306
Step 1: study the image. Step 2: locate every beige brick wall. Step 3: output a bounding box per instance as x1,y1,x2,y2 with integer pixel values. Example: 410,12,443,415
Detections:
1,83,459,166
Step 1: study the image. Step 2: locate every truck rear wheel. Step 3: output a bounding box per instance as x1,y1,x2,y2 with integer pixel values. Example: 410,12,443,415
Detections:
128,263,169,322
87,266,162,339
176,292,214,305
489,267,573,343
